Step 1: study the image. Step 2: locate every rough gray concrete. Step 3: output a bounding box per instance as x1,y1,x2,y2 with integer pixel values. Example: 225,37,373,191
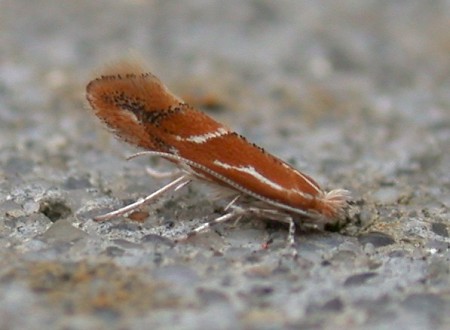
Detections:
0,1,449,329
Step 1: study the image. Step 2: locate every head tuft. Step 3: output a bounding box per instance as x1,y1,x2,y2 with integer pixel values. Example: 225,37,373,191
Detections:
319,189,351,220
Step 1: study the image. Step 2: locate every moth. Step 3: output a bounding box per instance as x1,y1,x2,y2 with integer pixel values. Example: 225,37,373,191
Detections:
86,60,349,245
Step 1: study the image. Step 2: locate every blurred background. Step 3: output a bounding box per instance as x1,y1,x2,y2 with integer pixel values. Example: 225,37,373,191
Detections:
0,1,449,329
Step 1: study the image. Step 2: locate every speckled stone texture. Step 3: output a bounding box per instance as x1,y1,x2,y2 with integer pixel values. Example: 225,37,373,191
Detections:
0,1,449,329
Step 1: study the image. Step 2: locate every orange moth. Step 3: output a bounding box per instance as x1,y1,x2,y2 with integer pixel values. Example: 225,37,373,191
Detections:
86,60,349,244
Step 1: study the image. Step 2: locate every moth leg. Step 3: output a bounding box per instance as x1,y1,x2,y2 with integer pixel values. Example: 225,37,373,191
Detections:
224,195,240,211
178,206,247,241
282,217,298,257
274,214,296,248
282,220,298,257
94,175,191,222
242,207,297,249
145,167,182,179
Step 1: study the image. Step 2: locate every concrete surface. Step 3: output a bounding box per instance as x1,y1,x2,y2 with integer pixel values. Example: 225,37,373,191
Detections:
0,1,449,329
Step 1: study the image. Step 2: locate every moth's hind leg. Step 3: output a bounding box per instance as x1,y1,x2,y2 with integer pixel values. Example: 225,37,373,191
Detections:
94,175,191,222
145,166,182,179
